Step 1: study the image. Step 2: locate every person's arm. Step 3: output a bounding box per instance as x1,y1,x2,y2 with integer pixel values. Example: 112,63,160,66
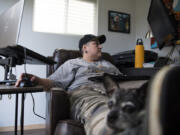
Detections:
16,59,76,91
15,73,53,91
47,60,77,90
16,60,76,91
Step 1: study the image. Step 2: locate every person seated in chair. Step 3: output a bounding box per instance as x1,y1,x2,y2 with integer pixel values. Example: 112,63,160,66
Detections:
15,34,142,135
16,34,121,91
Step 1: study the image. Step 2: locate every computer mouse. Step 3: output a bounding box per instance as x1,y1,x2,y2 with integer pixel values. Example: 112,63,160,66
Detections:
19,77,36,87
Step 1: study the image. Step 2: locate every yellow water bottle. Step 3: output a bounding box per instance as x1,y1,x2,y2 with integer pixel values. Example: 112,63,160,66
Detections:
135,39,144,68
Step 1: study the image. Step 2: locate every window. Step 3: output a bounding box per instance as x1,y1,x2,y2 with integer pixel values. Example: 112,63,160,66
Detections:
33,0,97,35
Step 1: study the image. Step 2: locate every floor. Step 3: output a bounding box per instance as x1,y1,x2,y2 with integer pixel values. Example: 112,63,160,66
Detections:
0,129,45,135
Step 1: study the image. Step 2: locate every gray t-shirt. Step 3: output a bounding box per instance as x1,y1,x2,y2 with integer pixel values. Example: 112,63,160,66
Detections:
48,58,121,91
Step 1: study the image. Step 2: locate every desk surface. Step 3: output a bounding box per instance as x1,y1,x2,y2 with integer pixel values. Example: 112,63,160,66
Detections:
0,85,43,94
120,67,160,78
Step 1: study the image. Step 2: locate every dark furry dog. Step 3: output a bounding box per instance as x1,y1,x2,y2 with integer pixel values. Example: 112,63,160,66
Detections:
104,76,148,135
89,74,148,135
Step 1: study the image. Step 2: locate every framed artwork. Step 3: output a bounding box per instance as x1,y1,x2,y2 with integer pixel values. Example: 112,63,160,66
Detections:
108,10,130,33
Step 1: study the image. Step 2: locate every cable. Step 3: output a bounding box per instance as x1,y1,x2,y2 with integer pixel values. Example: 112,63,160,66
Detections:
23,47,27,75
31,93,46,120
175,46,180,55
23,48,45,120
166,45,175,58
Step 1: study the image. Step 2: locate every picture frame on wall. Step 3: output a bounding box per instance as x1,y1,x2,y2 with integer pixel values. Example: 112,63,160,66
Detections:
108,10,130,33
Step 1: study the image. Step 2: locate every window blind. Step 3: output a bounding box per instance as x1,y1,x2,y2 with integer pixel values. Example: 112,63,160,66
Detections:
33,0,96,35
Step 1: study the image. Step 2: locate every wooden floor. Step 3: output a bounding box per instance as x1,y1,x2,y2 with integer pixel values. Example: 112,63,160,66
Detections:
0,129,45,135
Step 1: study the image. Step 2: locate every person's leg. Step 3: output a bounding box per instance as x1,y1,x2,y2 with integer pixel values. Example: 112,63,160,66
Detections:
69,86,113,135
146,65,180,135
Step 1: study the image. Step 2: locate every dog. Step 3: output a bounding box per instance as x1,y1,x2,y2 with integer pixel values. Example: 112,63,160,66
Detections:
106,78,148,135
88,73,148,135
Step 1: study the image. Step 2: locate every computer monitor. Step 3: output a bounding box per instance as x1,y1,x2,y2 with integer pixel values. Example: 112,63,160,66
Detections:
0,0,55,65
0,0,24,49
147,0,178,49
0,0,55,83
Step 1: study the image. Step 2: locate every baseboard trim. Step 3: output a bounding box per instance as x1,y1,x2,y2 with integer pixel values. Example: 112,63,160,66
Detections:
0,124,45,132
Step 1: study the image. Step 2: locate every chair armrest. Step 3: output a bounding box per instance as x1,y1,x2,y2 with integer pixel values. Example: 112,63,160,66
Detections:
45,88,70,135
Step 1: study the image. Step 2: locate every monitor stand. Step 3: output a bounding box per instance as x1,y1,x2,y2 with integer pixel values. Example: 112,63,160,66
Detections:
0,45,56,86
0,56,17,85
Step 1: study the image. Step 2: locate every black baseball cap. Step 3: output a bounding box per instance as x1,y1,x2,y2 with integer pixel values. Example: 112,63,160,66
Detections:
79,34,106,52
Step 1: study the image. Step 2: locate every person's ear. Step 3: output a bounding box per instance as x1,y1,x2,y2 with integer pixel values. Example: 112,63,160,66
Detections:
82,45,88,53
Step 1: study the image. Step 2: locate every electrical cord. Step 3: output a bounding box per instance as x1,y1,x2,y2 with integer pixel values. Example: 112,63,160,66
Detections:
23,47,27,76
166,45,175,58
23,47,46,120
31,93,46,120
175,46,180,55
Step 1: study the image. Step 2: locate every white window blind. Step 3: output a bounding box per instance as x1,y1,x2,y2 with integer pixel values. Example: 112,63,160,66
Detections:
33,0,96,35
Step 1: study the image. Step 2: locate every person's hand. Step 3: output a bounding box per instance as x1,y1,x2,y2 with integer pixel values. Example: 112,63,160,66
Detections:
15,73,39,87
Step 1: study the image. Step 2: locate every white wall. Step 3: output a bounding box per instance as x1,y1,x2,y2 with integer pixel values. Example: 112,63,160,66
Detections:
98,0,136,54
135,0,151,50
0,0,144,127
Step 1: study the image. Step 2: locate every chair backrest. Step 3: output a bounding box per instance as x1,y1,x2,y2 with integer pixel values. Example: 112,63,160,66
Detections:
46,49,114,77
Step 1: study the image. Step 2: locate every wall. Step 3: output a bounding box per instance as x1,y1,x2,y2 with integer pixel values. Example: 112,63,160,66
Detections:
98,0,136,54
0,0,136,127
135,0,151,50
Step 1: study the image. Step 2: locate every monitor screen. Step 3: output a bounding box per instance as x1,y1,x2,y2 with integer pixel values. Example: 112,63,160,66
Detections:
0,0,24,48
147,0,178,49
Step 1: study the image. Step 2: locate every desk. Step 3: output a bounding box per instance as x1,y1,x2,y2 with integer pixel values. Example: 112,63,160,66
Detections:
120,67,160,79
0,85,43,135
